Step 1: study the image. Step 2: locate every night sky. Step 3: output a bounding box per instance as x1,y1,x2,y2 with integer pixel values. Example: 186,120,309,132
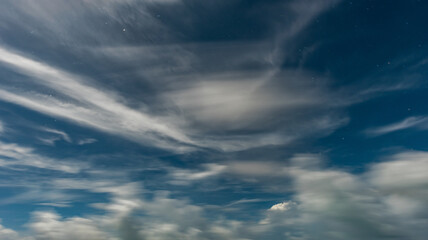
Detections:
0,0,428,239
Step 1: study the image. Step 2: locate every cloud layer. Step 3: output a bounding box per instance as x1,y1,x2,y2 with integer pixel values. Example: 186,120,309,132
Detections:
1,151,428,239
1,0,428,239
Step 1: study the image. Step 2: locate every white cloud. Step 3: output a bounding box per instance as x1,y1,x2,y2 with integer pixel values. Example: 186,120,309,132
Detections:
0,0,355,153
269,201,296,212
167,161,291,187
226,161,287,177
37,127,72,146
167,71,325,129
30,211,115,240
0,140,86,173
0,188,74,206
0,0,171,48
0,222,20,240
365,116,428,136
256,152,428,239
36,202,71,208
2,150,428,240
369,151,428,190
77,138,97,145
0,44,350,152
0,46,195,152
169,163,226,185
41,128,72,143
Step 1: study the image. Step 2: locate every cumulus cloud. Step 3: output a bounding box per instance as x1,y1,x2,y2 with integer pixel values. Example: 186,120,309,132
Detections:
268,201,296,212
0,222,20,240
163,152,428,239
255,152,428,240
0,151,426,239
30,211,114,240
2,0,427,239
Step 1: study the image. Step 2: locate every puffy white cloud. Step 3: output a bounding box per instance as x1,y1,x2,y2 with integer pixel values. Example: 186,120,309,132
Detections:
0,222,21,240
254,152,428,240
1,150,428,240
369,151,428,191
29,211,115,240
269,201,296,212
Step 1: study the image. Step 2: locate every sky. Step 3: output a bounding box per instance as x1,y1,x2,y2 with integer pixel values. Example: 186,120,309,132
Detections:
0,0,428,239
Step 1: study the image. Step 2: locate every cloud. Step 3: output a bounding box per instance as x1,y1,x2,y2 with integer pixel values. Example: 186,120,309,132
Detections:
0,140,86,173
268,201,296,212
29,211,114,240
41,128,72,143
0,44,346,152
166,70,332,132
36,202,71,208
365,116,428,136
0,222,20,240
167,156,322,186
0,41,350,152
0,188,74,206
0,0,356,153
225,161,287,177
0,151,426,239
1,0,428,239
77,138,97,145
369,151,428,190
169,163,226,185
0,0,419,155
37,127,72,146
255,152,428,240
167,160,290,187
0,46,195,152
0,0,174,47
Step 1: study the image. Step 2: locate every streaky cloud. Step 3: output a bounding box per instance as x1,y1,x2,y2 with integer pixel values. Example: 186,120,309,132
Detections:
0,46,195,152
365,116,428,136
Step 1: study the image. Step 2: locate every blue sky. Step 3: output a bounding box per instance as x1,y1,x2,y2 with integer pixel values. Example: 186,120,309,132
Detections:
0,0,428,239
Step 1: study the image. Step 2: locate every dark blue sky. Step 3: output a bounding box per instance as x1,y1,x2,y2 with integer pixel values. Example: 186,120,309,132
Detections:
0,0,428,239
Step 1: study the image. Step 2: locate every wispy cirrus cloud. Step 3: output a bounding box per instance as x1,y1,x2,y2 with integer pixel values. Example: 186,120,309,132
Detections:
0,38,349,152
40,128,71,143
37,127,72,146
0,0,358,153
365,116,428,136
0,46,195,152
77,138,97,145
0,140,86,173
1,0,428,239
